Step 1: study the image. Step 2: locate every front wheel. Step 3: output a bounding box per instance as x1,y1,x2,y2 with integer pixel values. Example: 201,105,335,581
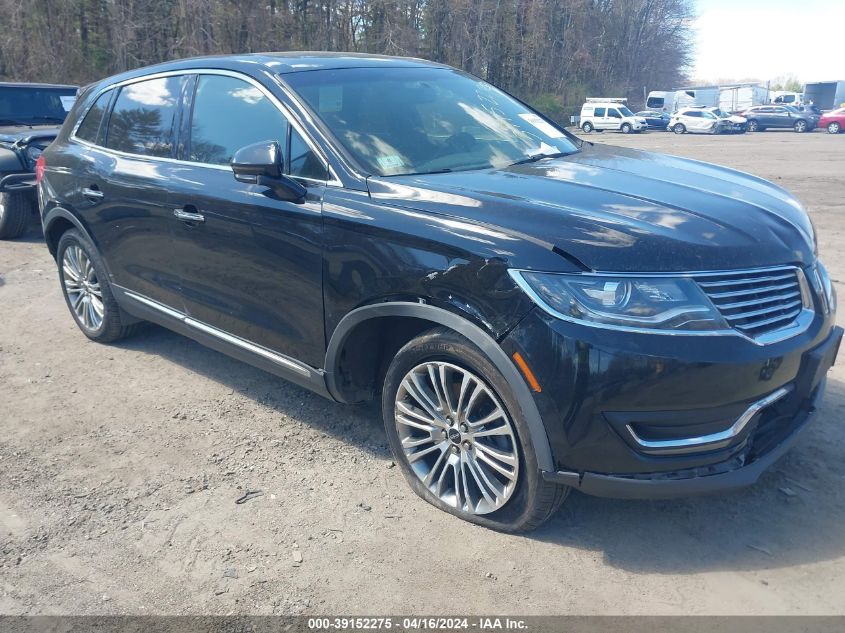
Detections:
827,122,840,134
581,121,594,133
57,229,142,343
673,123,686,134
382,328,567,532
794,120,808,133
621,123,632,134
0,192,33,240
747,120,760,132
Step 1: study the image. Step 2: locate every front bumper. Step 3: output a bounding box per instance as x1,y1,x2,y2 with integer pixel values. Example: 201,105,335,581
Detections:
502,304,841,498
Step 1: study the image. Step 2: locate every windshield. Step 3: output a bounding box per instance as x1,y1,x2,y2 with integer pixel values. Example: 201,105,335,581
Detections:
0,86,77,125
618,105,635,117
784,105,801,113
284,67,578,176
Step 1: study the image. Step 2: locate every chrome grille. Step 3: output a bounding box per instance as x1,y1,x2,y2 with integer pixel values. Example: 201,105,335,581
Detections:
695,267,807,337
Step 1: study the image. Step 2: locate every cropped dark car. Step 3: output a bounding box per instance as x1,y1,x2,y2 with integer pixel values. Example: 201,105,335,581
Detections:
38,54,841,532
635,110,670,130
741,105,818,132
0,82,77,238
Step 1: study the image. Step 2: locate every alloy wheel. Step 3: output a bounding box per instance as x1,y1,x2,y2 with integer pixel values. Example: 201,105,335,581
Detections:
829,122,840,134
795,120,807,133
62,244,104,331
394,361,519,515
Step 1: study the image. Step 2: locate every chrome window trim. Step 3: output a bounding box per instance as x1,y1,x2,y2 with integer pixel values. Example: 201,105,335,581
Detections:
122,289,318,378
69,68,342,188
509,264,817,345
625,386,792,455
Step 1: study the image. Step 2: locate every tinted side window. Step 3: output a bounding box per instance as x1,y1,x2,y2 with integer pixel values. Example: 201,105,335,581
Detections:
106,76,184,158
289,128,326,180
75,90,112,144
189,75,287,165
594,107,606,117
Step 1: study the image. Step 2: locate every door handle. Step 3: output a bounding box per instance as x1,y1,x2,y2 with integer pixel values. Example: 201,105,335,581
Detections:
82,187,103,201
173,208,205,223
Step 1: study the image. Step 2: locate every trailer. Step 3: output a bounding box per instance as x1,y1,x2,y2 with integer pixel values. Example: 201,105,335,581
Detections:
803,81,845,111
720,85,770,112
647,84,766,113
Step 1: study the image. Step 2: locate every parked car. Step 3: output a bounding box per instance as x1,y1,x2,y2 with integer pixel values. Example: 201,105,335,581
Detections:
669,108,729,134
38,54,841,532
819,107,845,134
708,107,747,133
0,82,77,239
635,110,671,130
741,105,818,132
579,99,647,133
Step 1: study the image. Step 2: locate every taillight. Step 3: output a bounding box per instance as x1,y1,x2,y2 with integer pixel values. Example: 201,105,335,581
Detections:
35,155,46,183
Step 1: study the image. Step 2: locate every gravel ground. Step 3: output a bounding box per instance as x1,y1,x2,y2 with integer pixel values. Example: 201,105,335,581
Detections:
1,130,844,616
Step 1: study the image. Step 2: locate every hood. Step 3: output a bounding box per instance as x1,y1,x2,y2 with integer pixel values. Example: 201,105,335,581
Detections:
0,124,61,145
726,115,747,123
367,143,816,273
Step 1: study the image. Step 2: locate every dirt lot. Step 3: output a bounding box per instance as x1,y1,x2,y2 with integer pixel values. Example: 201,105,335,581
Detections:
1,130,844,616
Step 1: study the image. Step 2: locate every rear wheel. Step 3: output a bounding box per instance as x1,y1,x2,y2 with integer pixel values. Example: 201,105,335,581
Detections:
794,120,808,133
827,122,840,134
0,192,33,240
673,123,686,134
382,328,567,532
581,121,594,133
57,229,141,343
621,123,632,134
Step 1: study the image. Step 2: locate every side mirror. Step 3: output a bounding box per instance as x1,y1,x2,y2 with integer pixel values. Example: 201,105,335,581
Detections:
230,140,307,203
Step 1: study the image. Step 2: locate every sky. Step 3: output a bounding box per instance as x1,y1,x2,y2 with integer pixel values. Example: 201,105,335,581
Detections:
693,0,844,84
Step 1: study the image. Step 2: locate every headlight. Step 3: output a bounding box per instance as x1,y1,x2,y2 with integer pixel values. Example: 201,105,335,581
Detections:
25,145,43,166
813,261,836,315
510,270,729,332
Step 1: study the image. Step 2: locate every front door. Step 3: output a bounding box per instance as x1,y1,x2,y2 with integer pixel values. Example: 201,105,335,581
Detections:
166,73,328,368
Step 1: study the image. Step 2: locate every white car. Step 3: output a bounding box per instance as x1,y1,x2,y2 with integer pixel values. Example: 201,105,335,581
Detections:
669,108,730,135
580,101,647,134
686,106,747,134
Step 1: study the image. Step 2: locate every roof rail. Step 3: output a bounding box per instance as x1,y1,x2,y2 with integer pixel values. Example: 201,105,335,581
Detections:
585,97,627,103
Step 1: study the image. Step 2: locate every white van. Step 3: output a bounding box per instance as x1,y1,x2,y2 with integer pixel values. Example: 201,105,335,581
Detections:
579,99,646,134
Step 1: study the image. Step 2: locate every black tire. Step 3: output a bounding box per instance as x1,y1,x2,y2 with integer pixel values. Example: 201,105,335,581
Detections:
747,120,760,132
621,123,632,134
673,123,686,134
0,191,33,239
56,229,142,343
581,121,594,133
794,120,808,133
828,122,841,134
381,327,568,533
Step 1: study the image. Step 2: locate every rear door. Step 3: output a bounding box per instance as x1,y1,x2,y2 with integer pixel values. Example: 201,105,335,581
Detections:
74,75,191,309
165,72,328,368
593,107,607,129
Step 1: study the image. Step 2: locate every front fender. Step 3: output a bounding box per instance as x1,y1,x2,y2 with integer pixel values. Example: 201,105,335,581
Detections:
325,301,554,471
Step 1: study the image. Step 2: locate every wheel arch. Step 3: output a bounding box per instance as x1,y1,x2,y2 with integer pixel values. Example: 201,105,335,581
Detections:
43,206,94,259
325,301,555,472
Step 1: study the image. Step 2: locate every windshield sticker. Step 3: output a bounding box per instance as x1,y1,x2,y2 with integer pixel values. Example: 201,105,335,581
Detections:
318,86,343,113
377,155,405,170
60,96,76,112
518,113,564,138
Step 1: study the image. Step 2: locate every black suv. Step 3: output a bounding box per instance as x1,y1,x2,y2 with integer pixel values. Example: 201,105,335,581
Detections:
39,54,840,532
0,82,77,238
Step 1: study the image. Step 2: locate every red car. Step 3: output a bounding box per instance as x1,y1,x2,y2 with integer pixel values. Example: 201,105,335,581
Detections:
819,108,845,134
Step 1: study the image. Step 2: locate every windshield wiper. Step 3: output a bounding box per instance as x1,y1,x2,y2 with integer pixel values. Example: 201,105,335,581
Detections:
510,151,571,166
